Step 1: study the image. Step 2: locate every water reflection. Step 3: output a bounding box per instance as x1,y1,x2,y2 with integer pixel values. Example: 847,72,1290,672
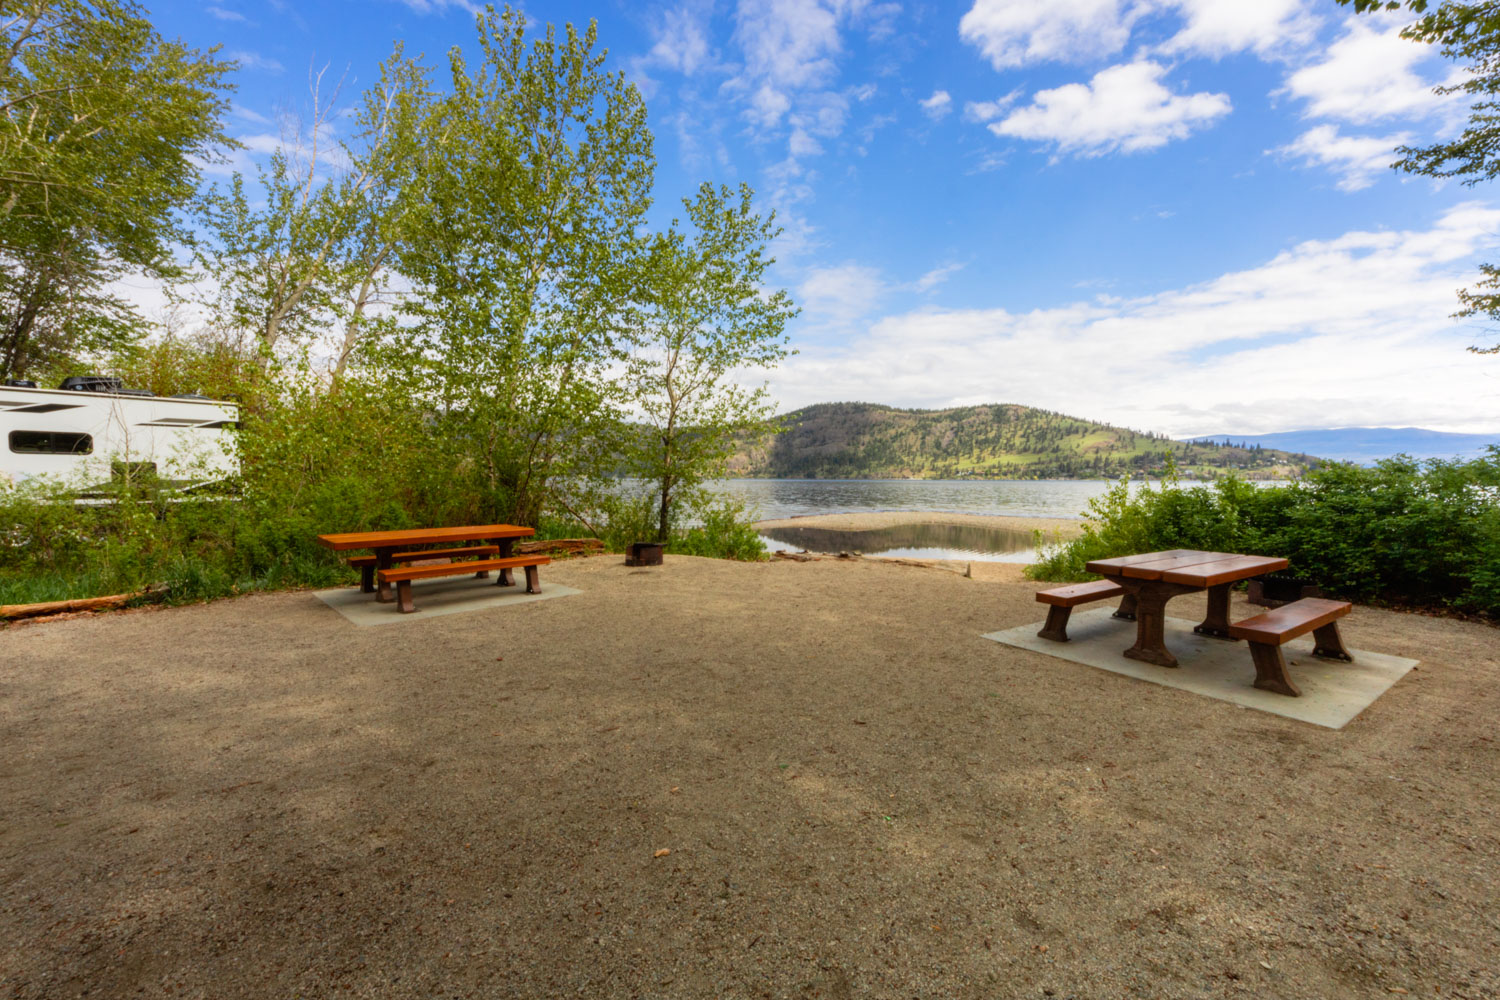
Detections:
714,477,1121,521
757,521,1041,562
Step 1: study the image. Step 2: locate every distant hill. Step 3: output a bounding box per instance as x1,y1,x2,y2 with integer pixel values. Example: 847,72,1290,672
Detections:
1185,427,1499,464
728,402,1318,480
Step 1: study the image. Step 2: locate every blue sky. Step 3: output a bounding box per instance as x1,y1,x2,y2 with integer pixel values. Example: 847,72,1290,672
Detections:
145,0,1500,436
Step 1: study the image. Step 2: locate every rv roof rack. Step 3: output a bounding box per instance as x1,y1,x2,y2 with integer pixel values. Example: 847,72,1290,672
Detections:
3,378,37,388
58,375,152,396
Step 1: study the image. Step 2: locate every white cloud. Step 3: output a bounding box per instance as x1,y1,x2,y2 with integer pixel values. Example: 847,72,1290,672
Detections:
863,2,902,41
233,121,353,174
797,263,886,330
227,50,284,74
733,0,845,123
1158,0,1318,60
757,205,1500,435
229,103,271,125
958,0,1136,69
919,90,952,120
994,61,1231,156
964,92,1018,123
912,262,964,293
207,5,247,21
1275,124,1411,191
726,0,869,169
390,0,480,13
631,5,714,94
649,7,712,75
1282,15,1461,124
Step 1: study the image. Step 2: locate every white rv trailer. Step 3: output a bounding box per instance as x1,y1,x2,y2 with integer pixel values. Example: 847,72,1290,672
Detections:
0,377,238,491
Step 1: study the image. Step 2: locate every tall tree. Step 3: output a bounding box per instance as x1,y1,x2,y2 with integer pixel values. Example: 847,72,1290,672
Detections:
624,182,796,542
197,50,430,373
1338,0,1500,352
390,4,654,526
0,0,233,378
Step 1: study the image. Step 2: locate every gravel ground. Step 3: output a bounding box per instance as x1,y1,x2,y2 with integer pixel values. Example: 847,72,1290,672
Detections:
1,550,1496,999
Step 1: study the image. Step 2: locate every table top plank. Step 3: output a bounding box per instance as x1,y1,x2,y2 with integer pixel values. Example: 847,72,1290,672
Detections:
1084,549,1201,575
1116,550,1239,580
316,524,535,551
1160,554,1289,587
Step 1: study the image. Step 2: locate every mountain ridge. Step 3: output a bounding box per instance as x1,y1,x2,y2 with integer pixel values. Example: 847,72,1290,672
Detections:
728,402,1316,480
1184,427,1498,464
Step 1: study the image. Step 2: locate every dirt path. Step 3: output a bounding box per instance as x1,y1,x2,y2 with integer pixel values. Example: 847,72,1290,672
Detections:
1,554,1496,999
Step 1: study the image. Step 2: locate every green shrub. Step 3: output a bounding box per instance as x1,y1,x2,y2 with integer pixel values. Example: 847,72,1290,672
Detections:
671,499,768,561
0,371,774,605
1027,448,1500,617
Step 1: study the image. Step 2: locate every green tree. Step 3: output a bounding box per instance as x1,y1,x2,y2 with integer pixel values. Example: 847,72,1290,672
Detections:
389,4,654,526
197,50,430,374
0,0,233,377
625,182,796,542
1338,0,1500,351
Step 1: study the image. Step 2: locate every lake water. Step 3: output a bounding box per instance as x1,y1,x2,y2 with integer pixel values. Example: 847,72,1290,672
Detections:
708,478,1130,562
713,477,1124,521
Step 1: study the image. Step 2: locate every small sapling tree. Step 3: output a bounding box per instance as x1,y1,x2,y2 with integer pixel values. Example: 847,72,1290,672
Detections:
625,182,796,543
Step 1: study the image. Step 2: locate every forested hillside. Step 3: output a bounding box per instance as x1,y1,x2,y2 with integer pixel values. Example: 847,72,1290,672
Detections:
727,403,1317,480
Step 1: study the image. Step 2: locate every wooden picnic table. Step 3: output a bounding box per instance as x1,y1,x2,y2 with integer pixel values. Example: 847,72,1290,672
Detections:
1084,549,1289,668
316,524,535,604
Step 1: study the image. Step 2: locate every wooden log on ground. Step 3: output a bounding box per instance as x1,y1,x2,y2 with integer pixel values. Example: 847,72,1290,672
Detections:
0,584,168,621
515,538,604,556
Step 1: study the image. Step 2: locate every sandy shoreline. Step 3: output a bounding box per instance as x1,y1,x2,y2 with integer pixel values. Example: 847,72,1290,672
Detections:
753,509,1086,537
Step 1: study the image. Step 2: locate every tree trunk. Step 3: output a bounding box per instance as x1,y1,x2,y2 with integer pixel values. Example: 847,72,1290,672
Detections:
657,478,672,543
0,272,48,378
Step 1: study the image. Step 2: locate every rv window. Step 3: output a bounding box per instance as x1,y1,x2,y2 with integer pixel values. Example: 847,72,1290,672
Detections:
8,430,93,455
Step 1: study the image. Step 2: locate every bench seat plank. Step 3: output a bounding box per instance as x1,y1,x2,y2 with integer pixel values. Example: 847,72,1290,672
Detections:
379,554,550,583
1228,597,1354,697
1228,598,1350,645
1036,580,1125,607
1034,579,1133,642
377,555,553,614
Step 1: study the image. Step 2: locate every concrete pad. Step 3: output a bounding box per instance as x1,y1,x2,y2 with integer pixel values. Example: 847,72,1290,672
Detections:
314,577,580,626
982,606,1418,729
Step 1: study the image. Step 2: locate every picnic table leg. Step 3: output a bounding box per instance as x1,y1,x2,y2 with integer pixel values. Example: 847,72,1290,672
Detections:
1249,642,1301,696
375,547,396,603
1112,579,1197,668
1112,592,1138,621
1193,584,1237,640
395,579,416,614
524,563,541,594
1312,622,1353,662
360,563,376,594
493,536,516,587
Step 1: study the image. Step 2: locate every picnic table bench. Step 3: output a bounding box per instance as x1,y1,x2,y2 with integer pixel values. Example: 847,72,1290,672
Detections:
1034,579,1133,642
1228,597,1353,697
380,554,550,613
316,524,538,613
347,544,500,593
